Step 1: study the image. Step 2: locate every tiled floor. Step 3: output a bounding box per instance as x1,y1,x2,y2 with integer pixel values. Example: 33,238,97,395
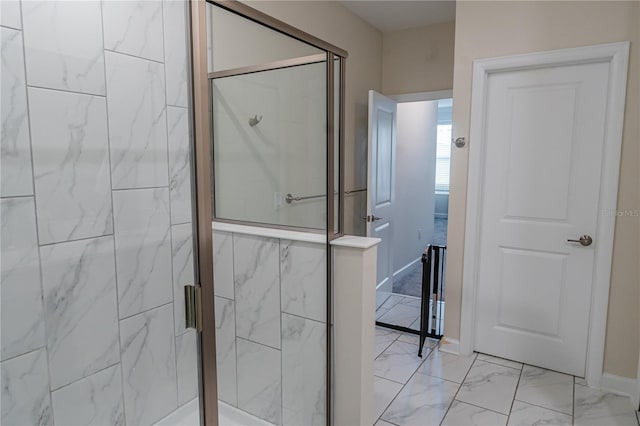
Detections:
376,292,444,335
373,327,639,426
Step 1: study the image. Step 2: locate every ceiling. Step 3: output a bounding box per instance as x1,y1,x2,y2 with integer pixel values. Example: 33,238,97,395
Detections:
341,1,456,33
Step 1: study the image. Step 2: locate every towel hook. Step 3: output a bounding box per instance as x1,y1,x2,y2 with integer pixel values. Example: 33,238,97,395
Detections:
249,115,263,127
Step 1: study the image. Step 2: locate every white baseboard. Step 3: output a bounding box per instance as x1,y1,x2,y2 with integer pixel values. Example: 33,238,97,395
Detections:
439,337,459,355
601,373,640,409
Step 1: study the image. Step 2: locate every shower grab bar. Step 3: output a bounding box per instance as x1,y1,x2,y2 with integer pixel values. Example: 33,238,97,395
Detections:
285,188,367,204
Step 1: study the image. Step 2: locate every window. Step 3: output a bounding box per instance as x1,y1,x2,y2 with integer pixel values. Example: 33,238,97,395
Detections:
435,99,452,193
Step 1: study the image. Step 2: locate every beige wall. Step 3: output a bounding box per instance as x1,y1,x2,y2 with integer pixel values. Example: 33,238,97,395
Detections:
244,1,383,235
382,21,455,95
445,0,640,379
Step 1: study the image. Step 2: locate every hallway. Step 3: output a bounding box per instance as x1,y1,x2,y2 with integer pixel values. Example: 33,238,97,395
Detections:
374,327,639,426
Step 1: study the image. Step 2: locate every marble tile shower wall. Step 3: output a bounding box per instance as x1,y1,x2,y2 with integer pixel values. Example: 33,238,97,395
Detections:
213,230,327,426
0,1,197,425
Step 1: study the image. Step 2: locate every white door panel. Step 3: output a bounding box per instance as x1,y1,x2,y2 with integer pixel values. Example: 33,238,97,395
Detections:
475,62,610,375
367,91,397,289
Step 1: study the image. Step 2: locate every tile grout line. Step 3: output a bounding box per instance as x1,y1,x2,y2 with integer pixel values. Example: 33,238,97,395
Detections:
376,337,437,424
505,364,524,425
438,352,479,426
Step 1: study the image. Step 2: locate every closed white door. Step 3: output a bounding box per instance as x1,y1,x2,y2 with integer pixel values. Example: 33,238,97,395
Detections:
473,61,611,376
367,90,397,289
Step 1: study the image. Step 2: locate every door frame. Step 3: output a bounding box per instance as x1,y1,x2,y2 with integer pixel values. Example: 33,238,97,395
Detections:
459,42,630,387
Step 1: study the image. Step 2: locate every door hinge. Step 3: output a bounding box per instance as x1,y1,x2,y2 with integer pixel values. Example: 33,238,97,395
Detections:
184,284,203,332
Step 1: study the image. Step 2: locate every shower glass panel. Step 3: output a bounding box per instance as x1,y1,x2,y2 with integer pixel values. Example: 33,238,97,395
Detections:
205,2,344,425
212,60,327,229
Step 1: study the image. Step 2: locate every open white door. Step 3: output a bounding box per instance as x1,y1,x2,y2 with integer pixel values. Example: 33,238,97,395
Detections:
367,90,397,290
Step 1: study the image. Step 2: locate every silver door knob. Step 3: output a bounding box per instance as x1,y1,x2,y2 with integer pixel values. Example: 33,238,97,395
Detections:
363,215,383,222
567,235,593,246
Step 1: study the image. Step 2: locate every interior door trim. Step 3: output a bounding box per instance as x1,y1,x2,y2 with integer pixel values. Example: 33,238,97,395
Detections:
459,42,630,388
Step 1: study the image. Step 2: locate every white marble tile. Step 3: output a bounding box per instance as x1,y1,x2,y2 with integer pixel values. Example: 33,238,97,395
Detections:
28,88,112,244
113,188,173,318
236,338,281,425
375,327,401,359
418,349,476,383
213,230,234,300
574,384,638,426
0,0,21,29
374,340,426,384
376,307,390,320
215,296,237,406
105,51,168,189
456,360,521,415
102,0,164,62
234,234,280,348
373,376,403,422
442,400,508,426
176,330,198,406
378,303,421,328
282,313,326,426
515,365,573,415
51,364,124,426
280,240,326,323
380,294,405,310
375,421,396,426
120,304,178,426
400,297,422,308
376,291,391,309
172,223,194,335
167,106,192,224
22,0,105,94
163,0,189,107
40,236,119,389
1,27,33,197
1,348,52,426
0,198,45,361
508,401,572,426
381,372,459,426
476,353,523,370
396,333,439,349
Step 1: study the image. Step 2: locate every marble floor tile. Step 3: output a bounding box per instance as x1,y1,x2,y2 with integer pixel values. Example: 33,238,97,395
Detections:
373,376,403,421
441,400,508,426
0,0,21,29
507,401,572,426
400,297,422,308
456,360,521,414
375,420,396,426
418,349,477,383
378,303,421,328
396,333,439,349
575,377,588,386
374,340,427,384
375,327,402,359
376,291,391,309
515,365,573,415
1,348,52,426
574,385,638,426
381,372,459,426
476,353,523,370
376,307,390,320
380,294,406,310
236,338,281,425
51,364,124,426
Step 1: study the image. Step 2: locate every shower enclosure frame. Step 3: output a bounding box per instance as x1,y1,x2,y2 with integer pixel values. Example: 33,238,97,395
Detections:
188,1,348,424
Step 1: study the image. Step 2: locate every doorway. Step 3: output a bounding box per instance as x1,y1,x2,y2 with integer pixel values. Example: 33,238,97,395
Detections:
369,90,453,342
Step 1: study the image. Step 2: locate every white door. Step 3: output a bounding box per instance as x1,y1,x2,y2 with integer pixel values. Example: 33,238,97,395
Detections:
367,91,397,289
473,61,612,376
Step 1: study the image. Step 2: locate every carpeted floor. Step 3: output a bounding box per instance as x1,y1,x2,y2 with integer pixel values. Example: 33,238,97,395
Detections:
392,217,447,298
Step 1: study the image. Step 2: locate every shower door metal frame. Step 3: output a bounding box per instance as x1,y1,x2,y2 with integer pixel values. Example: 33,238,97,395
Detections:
189,1,347,425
